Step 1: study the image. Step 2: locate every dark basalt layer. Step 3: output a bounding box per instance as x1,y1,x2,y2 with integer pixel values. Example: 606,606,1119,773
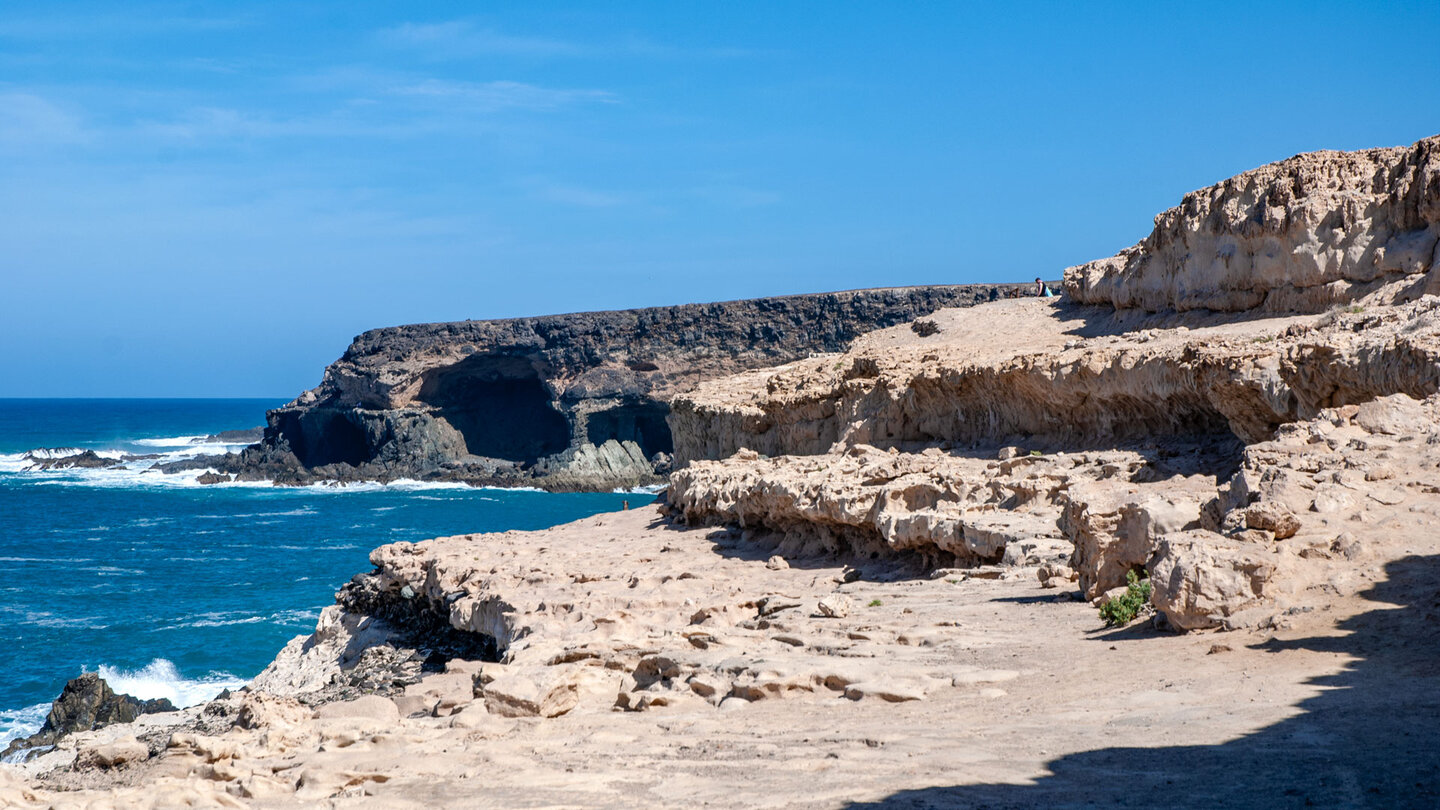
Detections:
187,284,1038,489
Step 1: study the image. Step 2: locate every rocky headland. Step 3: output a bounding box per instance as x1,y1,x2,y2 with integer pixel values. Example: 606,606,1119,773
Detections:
174,285,1032,490
5,135,1440,808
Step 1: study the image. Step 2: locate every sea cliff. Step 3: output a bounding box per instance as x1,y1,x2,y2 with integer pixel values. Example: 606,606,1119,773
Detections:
188,284,1031,490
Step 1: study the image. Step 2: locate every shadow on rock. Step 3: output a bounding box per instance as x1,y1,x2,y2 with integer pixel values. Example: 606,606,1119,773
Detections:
844,554,1440,809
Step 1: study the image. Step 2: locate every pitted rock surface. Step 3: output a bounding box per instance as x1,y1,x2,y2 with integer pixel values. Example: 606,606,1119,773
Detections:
1064,134,1440,312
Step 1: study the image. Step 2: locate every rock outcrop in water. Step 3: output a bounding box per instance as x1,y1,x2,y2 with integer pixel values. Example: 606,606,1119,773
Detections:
201,285,1030,490
1,675,174,763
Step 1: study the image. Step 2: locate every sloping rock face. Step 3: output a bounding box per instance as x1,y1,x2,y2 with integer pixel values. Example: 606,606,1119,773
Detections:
672,298,1440,631
671,137,1440,631
669,444,1164,566
225,285,1027,490
671,297,1440,466
1065,134,1440,312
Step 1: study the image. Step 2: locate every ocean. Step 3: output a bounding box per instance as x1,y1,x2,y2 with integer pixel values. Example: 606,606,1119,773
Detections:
0,399,636,746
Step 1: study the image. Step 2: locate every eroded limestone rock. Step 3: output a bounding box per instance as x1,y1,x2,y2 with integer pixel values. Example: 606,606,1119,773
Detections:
1064,135,1440,313
1149,532,1276,630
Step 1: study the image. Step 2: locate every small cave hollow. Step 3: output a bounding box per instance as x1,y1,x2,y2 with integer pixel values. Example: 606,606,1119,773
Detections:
286,409,373,467
417,354,570,463
585,401,674,458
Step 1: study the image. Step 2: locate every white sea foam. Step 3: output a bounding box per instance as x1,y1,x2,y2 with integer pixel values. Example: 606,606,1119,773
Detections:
22,447,87,459
172,612,264,629
0,556,94,564
0,703,50,748
612,484,667,495
272,608,321,625
94,659,245,708
162,607,322,631
132,435,211,447
203,507,317,519
2,439,544,495
21,611,109,630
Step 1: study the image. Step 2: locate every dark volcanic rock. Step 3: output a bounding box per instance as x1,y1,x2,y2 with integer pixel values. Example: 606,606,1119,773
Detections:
26,450,120,470
195,428,265,445
1,674,176,762
229,284,1032,489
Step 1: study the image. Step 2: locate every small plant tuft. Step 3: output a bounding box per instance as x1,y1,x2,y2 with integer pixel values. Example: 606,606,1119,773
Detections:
1029,450,1043,457
867,599,883,607
1348,304,1365,314
1098,569,1152,627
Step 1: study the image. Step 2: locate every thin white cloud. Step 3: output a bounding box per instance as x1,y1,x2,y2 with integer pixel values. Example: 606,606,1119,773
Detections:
0,13,252,39
393,78,617,110
688,185,781,208
134,107,279,140
519,177,782,211
525,178,629,208
120,74,615,145
0,92,87,145
130,105,449,142
381,21,582,58
379,19,760,61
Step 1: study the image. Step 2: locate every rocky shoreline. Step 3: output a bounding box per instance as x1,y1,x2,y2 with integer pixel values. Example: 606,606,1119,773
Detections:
4,135,1439,807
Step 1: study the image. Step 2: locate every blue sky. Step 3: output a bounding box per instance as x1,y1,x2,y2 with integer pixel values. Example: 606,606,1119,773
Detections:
2,1,1438,397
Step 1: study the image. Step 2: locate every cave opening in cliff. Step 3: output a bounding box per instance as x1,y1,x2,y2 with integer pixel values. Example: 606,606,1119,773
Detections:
418,354,570,463
585,402,674,458
283,409,373,468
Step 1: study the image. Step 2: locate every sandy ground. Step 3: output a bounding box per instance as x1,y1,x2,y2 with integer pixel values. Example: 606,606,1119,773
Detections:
350,509,1440,809
6,504,1435,809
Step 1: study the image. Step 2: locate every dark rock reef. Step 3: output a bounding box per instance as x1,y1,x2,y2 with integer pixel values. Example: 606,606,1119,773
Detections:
188,284,1032,490
2,675,175,763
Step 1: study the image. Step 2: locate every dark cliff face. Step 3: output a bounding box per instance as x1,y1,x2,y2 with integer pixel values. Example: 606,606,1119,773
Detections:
233,284,1033,489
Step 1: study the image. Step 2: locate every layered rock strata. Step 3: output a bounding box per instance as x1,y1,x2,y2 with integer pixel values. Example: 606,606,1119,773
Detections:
194,284,1030,490
670,137,1440,630
671,297,1440,630
1064,134,1440,312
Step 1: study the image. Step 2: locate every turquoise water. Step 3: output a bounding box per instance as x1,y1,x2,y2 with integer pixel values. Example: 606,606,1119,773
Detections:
0,399,635,744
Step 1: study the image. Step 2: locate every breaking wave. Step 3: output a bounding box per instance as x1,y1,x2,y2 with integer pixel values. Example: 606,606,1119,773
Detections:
0,659,248,748
0,703,49,748
94,659,246,708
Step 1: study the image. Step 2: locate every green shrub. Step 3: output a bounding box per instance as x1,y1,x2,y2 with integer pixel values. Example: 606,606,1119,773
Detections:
1098,569,1152,626
867,599,882,607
